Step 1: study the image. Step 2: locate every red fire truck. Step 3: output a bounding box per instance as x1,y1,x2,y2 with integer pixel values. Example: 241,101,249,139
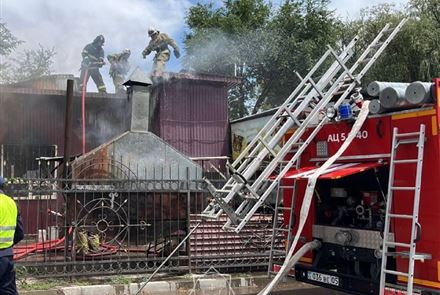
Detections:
280,79,440,294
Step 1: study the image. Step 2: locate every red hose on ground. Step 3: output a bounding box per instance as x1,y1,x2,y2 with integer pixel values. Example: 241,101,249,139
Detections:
81,69,88,155
13,228,73,260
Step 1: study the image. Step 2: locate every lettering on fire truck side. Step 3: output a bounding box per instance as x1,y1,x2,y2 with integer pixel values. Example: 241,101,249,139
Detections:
327,130,369,143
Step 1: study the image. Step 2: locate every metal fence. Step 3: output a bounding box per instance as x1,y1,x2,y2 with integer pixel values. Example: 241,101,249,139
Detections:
1,144,58,178
4,161,283,279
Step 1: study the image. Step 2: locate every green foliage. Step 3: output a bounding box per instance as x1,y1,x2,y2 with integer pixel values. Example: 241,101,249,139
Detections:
185,0,440,119
184,0,342,119
345,1,440,84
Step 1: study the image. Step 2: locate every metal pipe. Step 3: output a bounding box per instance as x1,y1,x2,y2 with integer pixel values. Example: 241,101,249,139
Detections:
63,79,74,178
405,81,433,105
367,81,409,97
379,86,408,109
62,79,74,263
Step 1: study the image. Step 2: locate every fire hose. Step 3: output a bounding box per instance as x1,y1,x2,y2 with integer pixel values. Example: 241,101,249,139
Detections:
258,101,371,295
13,227,73,260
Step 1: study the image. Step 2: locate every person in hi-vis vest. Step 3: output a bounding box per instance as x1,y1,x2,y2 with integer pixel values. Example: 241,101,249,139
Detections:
0,177,24,295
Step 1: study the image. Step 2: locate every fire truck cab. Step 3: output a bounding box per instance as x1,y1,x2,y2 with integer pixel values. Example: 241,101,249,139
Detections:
282,79,440,294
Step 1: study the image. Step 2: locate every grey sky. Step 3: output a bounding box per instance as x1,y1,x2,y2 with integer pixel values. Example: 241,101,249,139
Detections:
1,0,408,92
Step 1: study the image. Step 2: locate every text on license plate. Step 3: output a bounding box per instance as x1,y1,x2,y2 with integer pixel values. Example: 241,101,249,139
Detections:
307,271,340,286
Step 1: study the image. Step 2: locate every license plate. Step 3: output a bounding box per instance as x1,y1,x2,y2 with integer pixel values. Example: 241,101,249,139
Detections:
307,271,340,286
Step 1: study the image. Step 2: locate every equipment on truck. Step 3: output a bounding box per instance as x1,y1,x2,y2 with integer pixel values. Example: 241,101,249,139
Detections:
137,19,417,295
200,19,407,235
277,84,440,294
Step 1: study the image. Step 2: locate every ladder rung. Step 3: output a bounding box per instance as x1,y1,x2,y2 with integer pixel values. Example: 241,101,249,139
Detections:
258,138,278,157
216,189,232,194
397,139,419,144
386,241,411,248
394,159,418,164
200,214,220,220
244,195,258,200
278,207,292,211
272,250,286,255
359,58,372,64
223,225,237,231
396,132,421,138
388,213,413,219
391,186,416,191
338,83,351,88
333,89,348,96
371,42,384,48
383,27,397,33
391,251,432,260
384,269,408,277
275,228,290,233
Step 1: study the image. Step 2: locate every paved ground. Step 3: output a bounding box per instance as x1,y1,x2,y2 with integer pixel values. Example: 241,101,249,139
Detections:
271,289,348,295
19,274,350,295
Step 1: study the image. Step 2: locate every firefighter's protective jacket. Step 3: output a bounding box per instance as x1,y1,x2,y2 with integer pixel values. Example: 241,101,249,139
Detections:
107,53,130,78
82,43,105,68
143,33,180,58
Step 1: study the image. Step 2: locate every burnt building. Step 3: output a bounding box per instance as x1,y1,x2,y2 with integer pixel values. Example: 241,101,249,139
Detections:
0,71,238,178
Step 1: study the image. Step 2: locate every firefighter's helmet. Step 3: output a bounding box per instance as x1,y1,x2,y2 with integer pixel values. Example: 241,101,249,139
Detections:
148,27,159,37
122,48,131,56
93,35,105,46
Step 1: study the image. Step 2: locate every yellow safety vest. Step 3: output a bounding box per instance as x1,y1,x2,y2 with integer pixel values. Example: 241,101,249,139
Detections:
0,193,17,249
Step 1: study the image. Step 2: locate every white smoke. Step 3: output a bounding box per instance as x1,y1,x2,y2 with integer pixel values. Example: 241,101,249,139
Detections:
0,0,192,92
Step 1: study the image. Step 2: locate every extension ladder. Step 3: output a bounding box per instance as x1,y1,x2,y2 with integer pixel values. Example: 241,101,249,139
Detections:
379,124,431,295
201,19,408,233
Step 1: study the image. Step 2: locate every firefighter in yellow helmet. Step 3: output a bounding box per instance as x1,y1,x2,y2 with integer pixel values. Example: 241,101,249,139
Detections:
0,177,24,295
142,27,180,76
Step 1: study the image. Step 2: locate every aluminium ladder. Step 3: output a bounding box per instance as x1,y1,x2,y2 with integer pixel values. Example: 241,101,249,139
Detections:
267,159,300,278
202,19,408,233
379,124,431,295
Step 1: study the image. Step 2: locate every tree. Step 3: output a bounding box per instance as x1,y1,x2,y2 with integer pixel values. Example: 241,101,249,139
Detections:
0,21,22,56
344,1,440,83
4,45,56,83
184,0,342,119
0,22,56,84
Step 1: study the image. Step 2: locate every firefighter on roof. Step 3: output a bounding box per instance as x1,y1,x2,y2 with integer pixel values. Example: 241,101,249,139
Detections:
142,27,180,76
107,49,131,94
0,177,24,295
79,35,107,93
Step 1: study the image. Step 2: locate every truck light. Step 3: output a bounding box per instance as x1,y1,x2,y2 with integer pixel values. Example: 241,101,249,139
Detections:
326,106,337,120
338,103,353,120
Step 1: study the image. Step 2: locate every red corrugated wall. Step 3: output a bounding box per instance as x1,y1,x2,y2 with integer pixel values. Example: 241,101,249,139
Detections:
156,79,230,158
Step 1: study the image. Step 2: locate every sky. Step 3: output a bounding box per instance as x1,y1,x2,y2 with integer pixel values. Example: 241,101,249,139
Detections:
1,0,408,92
